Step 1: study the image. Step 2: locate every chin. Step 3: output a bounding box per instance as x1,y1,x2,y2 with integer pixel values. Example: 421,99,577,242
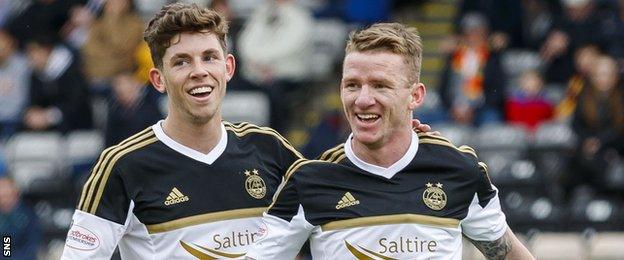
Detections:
353,132,381,146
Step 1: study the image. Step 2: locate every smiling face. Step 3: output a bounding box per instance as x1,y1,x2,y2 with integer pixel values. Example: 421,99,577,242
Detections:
149,32,235,125
341,51,425,149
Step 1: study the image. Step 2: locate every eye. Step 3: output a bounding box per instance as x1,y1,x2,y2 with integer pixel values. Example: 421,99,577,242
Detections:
373,84,387,89
344,83,359,90
203,55,215,62
173,59,189,67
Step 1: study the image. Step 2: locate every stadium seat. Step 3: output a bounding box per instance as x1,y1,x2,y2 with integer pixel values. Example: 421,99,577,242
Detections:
309,19,348,79
533,122,577,149
65,130,104,176
500,50,543,79
570,191,623,231
589,232,624,259
222,91,270,126
604,160,624,192
429,123,473,147
475,124,529,151
5,132,64,162
5,132,68,192
530,233,587,260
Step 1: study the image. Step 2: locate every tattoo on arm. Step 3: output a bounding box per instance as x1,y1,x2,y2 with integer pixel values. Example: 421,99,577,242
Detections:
466,230,513,260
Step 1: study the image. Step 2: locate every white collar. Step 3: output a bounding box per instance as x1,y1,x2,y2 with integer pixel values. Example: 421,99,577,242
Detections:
42,45,73,81
152,120,227,165
344,131,419,179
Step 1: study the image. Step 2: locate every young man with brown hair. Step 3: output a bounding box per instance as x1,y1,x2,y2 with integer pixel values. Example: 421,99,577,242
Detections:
247,23,534,259
61,4,304,259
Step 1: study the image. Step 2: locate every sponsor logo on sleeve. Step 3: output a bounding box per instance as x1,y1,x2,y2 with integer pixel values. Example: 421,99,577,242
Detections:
65,224,100,251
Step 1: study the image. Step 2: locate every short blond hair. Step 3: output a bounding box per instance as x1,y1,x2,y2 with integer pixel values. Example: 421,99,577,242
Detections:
144,3,228,69
345,23,422,83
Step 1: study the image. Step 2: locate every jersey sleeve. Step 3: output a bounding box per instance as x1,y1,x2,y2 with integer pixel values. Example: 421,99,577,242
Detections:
246,164,313,259
62,155,132,259
460,162,508,241
274,133,305,175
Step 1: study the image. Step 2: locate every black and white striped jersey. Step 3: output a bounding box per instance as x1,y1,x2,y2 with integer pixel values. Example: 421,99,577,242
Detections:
247,132,507,260
61,121,302,259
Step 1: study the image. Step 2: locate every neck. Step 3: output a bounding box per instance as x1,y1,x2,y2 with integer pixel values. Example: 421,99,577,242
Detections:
161,115,222,154
351,126,413,168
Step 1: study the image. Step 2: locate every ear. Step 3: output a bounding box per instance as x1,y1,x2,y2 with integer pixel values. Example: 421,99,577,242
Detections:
408,82,426,110
149,68,166,93
225,54,236,81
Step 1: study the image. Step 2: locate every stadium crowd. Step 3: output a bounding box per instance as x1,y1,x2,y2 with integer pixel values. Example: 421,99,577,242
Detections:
0,0,622,259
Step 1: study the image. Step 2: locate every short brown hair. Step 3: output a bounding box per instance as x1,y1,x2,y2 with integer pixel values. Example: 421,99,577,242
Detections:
345,23,422,83
143,3,228,68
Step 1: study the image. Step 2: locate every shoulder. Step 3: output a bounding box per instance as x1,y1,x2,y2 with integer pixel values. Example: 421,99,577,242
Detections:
317,143,346,162
97,126,159,169
224,121,303,158
282,158,338,181
417,132,485,175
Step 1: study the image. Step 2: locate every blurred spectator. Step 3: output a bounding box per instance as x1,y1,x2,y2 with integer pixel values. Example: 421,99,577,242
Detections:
0,172,42,260
0,28,29,139
457,0,559,51
599,0,624,62
6,0,81,48
61,4,97,49
439,12,506,126
23,34,93,133
506,70,553,130
343,0,391,25
302,110,349,159
238,0,314,131
567,55,624,196
105,71,162,147
555,44,600,121
539,0,616,83
81,0,144,89
0,0,30,27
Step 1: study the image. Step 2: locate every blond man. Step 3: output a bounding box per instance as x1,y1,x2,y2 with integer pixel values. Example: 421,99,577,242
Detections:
247,23,533,259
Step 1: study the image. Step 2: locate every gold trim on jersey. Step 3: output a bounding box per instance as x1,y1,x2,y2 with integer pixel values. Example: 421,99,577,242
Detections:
78,127,152,210
224,121,304,159
145,207,266,234
267,159,315,210
179,241,217,260
319,143,344,161
90,136,158,214
79,129,157,213
418,136,478,159
345,240,397,260
321,213,460,231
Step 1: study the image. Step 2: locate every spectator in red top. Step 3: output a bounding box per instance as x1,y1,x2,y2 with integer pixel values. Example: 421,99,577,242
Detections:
506,70,553,131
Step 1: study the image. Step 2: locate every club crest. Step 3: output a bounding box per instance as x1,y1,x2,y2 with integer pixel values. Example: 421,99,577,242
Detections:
244,169,266,199
423,182,447,211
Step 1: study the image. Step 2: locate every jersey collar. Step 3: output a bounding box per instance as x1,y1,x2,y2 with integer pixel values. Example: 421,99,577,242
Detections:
344,131,419,179
152,120,228,165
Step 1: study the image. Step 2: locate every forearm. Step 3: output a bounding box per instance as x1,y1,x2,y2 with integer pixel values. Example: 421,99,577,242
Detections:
466,228,534,260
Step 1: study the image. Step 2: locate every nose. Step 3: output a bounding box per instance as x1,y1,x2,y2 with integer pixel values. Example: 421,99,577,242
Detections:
189,60,208,80
354,85,375,107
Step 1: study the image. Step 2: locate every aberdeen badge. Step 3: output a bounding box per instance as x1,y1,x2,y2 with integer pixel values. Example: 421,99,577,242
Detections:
423,182,447,211
245,169,266,199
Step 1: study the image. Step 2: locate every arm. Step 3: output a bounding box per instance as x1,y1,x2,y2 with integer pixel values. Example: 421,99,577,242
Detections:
461,161,534,260
61,155,131,259
465,228,534,260
246,160,313,259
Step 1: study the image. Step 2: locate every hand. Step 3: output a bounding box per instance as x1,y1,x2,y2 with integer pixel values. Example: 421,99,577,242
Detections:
451,105,474,125
24,107,51,131
582,137,601,157
412,119,440,135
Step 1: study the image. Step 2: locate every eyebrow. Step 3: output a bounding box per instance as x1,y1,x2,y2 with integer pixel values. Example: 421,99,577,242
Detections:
168,48,222,63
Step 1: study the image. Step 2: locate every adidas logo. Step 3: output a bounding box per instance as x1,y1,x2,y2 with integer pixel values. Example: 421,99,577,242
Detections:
164,187,189,206
336,192,360,209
